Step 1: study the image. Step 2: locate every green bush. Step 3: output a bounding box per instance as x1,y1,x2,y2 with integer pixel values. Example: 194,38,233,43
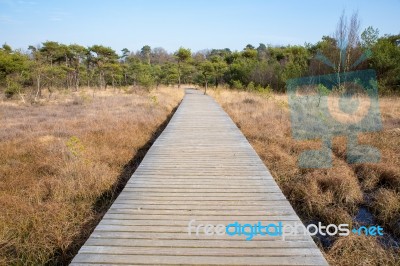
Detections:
232,80,243,90
138,73,154,91
246,81,255,91
4,78,22,98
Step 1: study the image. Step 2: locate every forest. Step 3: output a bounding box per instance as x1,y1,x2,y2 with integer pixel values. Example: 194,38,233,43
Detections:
1,20,399,102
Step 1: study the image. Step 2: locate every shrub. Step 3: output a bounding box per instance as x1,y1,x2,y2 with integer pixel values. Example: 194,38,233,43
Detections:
231,80,243,90
246,81,255,91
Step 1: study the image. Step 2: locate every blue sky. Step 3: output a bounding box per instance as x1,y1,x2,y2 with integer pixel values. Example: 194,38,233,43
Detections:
0,0,399,54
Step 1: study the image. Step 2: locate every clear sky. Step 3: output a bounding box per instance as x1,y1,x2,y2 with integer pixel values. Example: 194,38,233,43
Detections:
0,0,399,54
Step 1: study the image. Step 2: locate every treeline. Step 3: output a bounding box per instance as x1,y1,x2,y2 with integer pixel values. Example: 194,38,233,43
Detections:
1,24,399,100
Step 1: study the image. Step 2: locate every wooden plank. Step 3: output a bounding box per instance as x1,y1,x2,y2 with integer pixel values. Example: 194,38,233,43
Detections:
102,214,301,221
78,246,322,257
71,89,328,265
98,219,300,227
108,203,293,210
71,254,328,265
88,231,312,241
84,238,318,248
111,200,293,206
93,225,308,233
115,195,288,201
105,209,296,216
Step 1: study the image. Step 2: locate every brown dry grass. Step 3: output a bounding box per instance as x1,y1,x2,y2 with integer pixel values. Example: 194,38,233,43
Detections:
327,234,397,266
0,86,184,265
370,188,400,237
209,87,399,265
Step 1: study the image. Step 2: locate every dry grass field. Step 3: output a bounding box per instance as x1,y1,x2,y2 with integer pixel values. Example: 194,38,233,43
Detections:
210,88,399,266
0,85,398,265
0,86,184,265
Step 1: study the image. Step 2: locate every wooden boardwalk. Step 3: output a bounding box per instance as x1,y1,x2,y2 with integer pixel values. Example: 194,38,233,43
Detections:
71,89,328,265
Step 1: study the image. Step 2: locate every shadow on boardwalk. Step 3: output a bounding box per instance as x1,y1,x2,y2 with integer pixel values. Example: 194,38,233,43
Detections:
55,101,182,266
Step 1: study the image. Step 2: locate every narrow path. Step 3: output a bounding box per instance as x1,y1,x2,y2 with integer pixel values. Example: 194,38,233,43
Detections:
71,89,328,265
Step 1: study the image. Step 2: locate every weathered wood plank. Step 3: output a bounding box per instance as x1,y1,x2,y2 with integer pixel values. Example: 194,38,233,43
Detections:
88,231,312,241
111,200,293,206
84,238,318,248
71,254,328,265
78,246,322,257
101,214,302,221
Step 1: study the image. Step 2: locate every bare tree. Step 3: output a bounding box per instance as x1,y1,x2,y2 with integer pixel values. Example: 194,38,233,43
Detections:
335,11,347,74
334,10,361,81
346,12,361,71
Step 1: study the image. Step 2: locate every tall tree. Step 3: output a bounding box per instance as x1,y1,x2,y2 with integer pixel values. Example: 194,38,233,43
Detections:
120,48,130,85
334,10,361,74
140,45,151,65
361,26,380,48
257,43,268,61
89,45,118,89
370,34,400,92
199,61,214,94
67,44,87,91
121,48,130,60
28,45,46,99
39,41,63,66
151,47,170,64
0,45,30,101
210,55,227,87
174,47,191,88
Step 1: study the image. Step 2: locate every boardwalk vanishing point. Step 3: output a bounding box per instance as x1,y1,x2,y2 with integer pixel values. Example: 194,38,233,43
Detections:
71,89,328,265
